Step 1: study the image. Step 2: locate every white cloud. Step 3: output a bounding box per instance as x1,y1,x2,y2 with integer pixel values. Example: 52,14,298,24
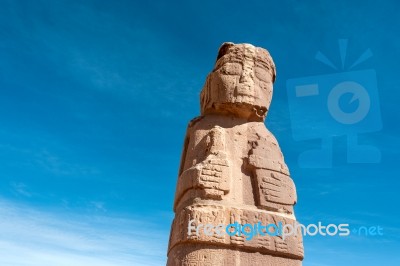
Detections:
0,199,168,266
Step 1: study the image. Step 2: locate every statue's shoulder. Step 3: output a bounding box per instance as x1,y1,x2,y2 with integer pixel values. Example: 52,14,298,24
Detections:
188,115,205,128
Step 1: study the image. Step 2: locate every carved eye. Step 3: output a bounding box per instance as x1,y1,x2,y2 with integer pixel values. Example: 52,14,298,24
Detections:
255,67,270,82
221,62,242,75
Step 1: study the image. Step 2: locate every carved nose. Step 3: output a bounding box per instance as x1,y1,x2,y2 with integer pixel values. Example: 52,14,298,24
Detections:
239,68,254,84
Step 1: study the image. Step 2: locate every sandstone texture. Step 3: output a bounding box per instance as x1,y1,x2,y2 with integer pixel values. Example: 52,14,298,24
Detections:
167,42,303,265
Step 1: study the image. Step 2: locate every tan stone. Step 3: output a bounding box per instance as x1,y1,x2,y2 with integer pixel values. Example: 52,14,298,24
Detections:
168,43,303,265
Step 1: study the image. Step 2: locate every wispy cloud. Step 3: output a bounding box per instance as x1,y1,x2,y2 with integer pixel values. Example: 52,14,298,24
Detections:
33,149,100,177
10,182,32,197
0,198,168,266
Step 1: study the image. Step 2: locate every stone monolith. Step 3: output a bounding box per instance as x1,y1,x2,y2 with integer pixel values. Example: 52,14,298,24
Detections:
167,42,304,265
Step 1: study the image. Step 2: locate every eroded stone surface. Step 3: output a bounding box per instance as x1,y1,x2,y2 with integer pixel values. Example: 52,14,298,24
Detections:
168,42,303,265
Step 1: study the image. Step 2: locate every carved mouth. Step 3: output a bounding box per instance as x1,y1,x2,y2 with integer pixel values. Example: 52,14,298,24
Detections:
236,92,255,97
235,93,258,104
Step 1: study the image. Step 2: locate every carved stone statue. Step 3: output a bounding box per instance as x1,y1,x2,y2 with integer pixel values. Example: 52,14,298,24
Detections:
167,42,304,265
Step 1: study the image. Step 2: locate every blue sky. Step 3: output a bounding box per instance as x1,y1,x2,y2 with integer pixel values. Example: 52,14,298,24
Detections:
0,0,399,265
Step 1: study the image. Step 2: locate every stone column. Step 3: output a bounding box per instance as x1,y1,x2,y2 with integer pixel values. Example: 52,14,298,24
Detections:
167,42,304,266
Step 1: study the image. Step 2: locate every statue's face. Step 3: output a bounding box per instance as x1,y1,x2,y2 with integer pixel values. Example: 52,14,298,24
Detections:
201,44,275,121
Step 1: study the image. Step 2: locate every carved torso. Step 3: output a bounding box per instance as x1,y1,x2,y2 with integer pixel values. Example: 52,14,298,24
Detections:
174,114,296,215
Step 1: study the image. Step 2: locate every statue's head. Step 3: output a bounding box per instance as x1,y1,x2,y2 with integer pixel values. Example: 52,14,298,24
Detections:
200,42,276,121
